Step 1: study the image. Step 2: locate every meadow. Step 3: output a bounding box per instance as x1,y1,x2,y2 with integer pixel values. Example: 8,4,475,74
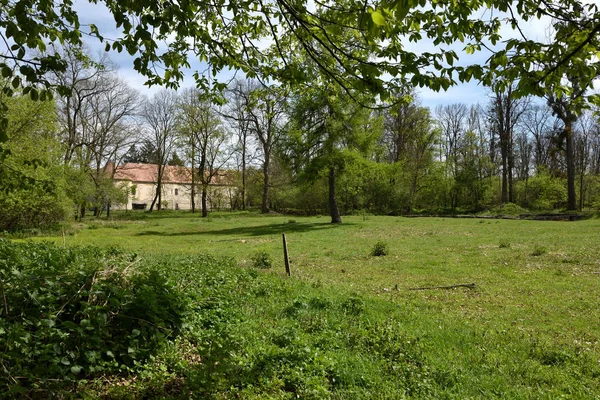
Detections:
5,212,600,398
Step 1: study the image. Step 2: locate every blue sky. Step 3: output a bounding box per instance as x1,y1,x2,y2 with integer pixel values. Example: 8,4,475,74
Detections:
73,0,551,110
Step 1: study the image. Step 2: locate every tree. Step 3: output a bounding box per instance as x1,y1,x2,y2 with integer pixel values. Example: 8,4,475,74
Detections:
574,112,597,210
521,104,555,174
436,103,468,209
487,84,528,204
82,75,140,216
142,90,178,211
4,0,599,141
381,90,438,212
286,84,377,223
224,80,255,211
168,152,185,167
232,81,286,213
178,87,230,217
547,78,585,211
51,46,114,165
0,91,70,230
123,140,160,164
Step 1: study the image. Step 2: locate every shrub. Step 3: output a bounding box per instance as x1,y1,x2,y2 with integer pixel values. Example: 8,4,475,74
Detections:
251,250,273,269
531,245,547,256
0,240,190,393
341,295,365,315
371,241,389,257
499,239,511,248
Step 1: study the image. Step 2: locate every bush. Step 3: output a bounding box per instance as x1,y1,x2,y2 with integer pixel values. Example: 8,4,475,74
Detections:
531,245,547,256
0,240,190,393
371,241,389,257
499,239,511,248
251,250,273,269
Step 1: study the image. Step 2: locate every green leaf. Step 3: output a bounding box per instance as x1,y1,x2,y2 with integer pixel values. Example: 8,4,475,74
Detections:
1,66,11,78
371,11,386,26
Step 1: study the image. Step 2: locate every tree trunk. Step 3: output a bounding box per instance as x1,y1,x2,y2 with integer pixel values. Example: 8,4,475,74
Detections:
106,202,111,218
202,187,208,218
157,182,162,210
191,147,196,213
501,151,508,204
191,183,196,213
261,154,270,214
149,189,158,211
241,144,247,211
565,123,576,211
329,166,342,224
508,137,514,203
579,171,584,211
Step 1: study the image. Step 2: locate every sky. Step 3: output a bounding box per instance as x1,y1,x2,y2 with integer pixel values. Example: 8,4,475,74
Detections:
71,0,553,111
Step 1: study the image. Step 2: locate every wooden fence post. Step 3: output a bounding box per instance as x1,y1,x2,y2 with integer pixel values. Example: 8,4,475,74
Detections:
282,233,291,276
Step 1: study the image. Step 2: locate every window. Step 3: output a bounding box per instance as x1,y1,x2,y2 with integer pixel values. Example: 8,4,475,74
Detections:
131,185,137,196
175,188,179,196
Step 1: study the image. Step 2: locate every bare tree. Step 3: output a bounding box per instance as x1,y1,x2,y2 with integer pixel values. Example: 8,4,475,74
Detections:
231,80,286,213
521,104,555,174
436,103,468,209
487,85,528,204
83,76,140,216
178,87,231,217
382,88,426,163
224,80,255,211
51,46,114,165
142,89,178,211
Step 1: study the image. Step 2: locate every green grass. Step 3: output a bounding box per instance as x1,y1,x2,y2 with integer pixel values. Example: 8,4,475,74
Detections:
24,211,600,397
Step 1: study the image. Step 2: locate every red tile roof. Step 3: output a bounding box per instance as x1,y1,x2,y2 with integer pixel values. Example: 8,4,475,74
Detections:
112,163,235,185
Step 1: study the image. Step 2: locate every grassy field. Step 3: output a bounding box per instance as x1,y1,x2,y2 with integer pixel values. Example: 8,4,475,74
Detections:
25,211,600,397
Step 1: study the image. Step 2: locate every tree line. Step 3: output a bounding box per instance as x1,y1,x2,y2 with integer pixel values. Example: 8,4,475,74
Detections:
1,43,599,230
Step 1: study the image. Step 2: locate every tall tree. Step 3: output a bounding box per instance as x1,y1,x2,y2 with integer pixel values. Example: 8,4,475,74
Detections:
382,90,438,212
488,84,528,204
142,90,178,211
224,80,256,211
547,78,586,211
233,81,286,213
436,103,468,209
0,92,70,230
51,46,114,165
178,87,230,217
82,75,140,216
286,85,376,223
521,104,555,174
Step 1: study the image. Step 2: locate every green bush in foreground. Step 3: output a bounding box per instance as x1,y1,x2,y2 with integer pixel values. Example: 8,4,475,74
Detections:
2,239,599,399
0,240,190,394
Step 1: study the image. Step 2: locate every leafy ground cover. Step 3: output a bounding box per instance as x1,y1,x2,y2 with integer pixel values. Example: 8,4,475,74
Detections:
3,212,599,397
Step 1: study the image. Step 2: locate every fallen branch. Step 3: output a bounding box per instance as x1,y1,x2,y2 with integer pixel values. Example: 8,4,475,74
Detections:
409,283,476,291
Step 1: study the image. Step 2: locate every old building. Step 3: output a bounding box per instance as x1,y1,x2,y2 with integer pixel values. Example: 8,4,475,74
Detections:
110,163,235,211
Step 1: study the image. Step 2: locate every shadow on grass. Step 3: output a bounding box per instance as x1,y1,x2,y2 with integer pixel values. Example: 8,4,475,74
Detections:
135,221,352,237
